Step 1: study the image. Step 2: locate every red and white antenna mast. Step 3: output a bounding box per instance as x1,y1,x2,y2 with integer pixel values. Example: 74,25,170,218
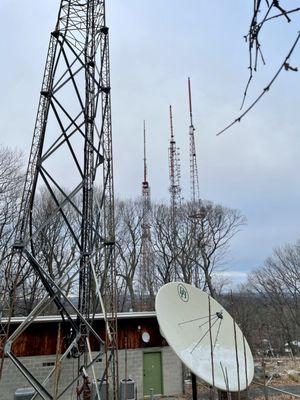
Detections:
168,106,182,280
188,77,200,203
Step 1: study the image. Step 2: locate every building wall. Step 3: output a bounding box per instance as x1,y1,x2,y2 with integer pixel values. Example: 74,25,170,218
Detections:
0,347,182,399
5,316,167,357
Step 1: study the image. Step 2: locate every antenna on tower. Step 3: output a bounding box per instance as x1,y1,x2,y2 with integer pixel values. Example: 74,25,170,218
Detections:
188,77,200,204
188,77,194,127
142,120,150,203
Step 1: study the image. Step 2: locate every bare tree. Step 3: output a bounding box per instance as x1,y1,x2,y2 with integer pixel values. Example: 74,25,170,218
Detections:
151,200,245,298
17,189,79,314
151,203,175,286
115,200,143,311
249,241,300,352
0,145,25,316
0,146,23,267
191,201,246,298
0,153,245,315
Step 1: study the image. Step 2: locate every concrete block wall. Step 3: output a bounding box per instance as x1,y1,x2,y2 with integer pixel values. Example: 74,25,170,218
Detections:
0,347,182,399
161,347,183,396
118,349,143,398
0,355,76,400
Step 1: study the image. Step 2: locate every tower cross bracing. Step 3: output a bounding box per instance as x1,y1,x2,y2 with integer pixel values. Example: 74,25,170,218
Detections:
1,1,118,399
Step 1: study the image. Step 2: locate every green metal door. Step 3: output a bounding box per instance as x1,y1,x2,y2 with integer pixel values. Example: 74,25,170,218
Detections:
143,352,163,396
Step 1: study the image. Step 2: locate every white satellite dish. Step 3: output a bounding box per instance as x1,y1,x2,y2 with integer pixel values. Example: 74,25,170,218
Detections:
155,282,254,392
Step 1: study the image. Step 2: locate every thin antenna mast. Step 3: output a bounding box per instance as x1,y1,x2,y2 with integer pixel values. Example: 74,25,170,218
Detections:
188,77,200,204
141,120,151,221
142,120,149,200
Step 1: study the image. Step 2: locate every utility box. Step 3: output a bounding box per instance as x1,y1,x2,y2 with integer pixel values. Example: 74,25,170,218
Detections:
120,378,135,400
14,388,35,400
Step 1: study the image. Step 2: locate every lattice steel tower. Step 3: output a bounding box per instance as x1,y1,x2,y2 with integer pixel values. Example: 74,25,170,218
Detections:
188,77,200,204
168,105,182,279
168,105,181,213
140,121,153,307
2,1,118,399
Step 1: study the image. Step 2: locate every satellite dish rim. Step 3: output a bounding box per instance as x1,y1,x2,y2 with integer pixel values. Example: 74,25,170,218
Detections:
155,282,254,392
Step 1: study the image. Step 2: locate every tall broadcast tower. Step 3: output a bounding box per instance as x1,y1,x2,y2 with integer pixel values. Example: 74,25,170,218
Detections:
188,77,200,204
140,121,153,308
168,106,182,279
168,106,182,211
1,2,118,399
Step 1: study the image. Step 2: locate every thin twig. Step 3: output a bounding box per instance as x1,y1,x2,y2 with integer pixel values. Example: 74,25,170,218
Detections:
264,7,300,24
240,1,297,109
217,30,300,136
241,0,274,108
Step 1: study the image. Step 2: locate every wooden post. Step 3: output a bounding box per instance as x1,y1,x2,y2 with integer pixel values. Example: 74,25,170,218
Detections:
53,323,61,400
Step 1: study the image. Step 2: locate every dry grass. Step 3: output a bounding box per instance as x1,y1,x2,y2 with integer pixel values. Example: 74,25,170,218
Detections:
255,357,300,385
155,358,300,400
252,395,295,400
173,357,300,400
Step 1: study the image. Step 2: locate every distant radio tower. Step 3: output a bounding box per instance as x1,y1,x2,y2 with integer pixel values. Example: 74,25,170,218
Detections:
168,105,182,211
168,106,181,279
188,77,200,203
140,121,153,307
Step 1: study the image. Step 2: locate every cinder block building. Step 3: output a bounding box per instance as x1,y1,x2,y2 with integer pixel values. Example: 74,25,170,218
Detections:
0,312,183,399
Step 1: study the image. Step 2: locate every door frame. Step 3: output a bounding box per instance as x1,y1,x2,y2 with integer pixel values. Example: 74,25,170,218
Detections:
142,350,164,397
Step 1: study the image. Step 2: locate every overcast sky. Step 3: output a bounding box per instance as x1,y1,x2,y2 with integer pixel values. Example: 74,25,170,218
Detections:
1,1,300,284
